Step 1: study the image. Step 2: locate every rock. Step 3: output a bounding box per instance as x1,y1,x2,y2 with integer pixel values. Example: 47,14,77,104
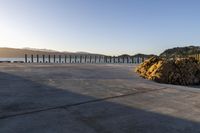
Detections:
136,56,200,85
136,56,161,78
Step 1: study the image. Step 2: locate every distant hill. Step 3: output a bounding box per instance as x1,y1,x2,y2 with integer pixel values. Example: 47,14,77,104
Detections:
160,46,200,58
132,53,155,58
0,47,103,58
0,47,154,58
117,54,155,58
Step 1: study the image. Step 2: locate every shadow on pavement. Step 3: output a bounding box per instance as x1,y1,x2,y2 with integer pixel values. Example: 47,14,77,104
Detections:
0,72,199,133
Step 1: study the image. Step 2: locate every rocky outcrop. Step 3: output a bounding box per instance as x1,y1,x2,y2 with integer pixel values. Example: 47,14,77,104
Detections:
136,56,200,85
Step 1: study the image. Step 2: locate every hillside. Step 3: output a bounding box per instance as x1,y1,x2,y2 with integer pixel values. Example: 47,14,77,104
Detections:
0,47,103,58
132,53,155,58
118,54,155,58
0,47,154,58
160,46,200,58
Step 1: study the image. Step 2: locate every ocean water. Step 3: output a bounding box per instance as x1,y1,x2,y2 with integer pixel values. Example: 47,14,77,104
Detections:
0,58,61,63
0,58,25,62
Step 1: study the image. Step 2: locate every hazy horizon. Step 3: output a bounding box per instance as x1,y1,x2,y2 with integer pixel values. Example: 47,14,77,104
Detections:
1,0,200,55
0,46,154,56
0,45,199,56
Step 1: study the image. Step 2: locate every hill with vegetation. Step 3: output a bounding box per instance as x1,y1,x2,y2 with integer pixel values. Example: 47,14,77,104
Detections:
118,53,155,58
160,46,200,58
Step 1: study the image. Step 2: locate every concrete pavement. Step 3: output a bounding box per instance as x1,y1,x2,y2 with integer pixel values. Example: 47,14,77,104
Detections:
0,63,200,133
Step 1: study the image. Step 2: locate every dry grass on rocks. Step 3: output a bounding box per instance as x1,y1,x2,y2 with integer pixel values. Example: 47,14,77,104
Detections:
136,56,200,85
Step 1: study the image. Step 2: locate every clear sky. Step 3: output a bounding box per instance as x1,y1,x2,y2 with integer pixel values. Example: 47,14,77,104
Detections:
0,0,200,55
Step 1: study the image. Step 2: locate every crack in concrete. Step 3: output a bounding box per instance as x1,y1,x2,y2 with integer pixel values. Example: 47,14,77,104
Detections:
0,87,167,120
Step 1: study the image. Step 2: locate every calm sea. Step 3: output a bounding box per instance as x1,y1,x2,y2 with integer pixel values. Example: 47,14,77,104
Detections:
0,57,77,63
0,58,25,62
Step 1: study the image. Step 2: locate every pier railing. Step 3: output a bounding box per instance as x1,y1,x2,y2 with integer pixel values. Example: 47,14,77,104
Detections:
24,54,147,64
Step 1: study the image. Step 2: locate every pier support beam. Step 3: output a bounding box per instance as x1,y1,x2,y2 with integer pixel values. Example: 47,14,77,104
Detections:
25,54,27,63
48,55,51,63
43,55,45,63
80,56,82,63
85,56,87,63
75,56,77,63
90,56,92,63
99,56,101,63
59,55,61,63
95,56,97,63
137,57,139,64
104,56,107,63
37,55,39,63
53,55,55,63
65,55,67,63
131,57,134,64
31,55,33,63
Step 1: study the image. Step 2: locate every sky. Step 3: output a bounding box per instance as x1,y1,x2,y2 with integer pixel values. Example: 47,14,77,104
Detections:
0,0,200,55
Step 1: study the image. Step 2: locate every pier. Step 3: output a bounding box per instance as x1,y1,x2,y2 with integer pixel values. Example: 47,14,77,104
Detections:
24,54,146,64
